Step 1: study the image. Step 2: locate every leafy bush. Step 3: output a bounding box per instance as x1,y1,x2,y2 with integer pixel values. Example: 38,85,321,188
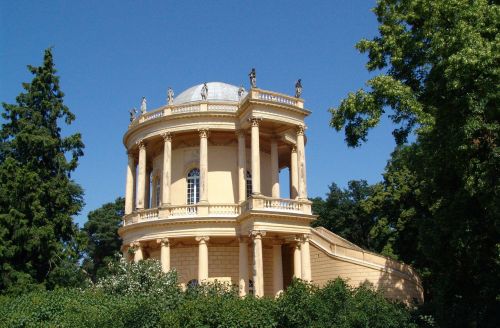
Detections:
0,259,418,328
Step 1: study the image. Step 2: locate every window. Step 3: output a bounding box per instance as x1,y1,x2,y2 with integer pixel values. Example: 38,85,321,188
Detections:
248,279,254,295
187,168,200,204
246,171,252,198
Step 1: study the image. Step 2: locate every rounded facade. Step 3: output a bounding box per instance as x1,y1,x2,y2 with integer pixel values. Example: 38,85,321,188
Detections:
119,82,423,303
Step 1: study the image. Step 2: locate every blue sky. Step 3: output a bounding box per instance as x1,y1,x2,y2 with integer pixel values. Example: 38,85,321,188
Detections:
0,0,397,226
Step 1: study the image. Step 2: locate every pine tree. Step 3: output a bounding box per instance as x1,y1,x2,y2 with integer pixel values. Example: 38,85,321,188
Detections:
0,48,85,293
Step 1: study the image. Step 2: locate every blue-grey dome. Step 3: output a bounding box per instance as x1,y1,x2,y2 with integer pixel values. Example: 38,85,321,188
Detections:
173,82,246,105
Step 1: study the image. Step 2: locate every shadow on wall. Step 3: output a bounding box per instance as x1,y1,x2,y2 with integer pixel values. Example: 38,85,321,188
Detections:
375,258,424,306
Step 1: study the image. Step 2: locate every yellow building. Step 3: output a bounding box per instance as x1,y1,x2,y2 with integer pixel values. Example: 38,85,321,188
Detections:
118,81,423,304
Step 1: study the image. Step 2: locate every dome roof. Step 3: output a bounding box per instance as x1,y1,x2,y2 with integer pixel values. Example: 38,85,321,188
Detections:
173,82,246,105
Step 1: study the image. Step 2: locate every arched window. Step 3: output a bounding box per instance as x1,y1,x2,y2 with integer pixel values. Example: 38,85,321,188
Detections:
246,171,252,198
187,168,200,204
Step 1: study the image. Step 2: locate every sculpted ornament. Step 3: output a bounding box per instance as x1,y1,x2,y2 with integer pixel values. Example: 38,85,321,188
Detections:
162,132,172,141
249,117,261,127
140,96,147,113
136,139,146,149
238,85,245,99
249,68,257,88
157,238,169,247
198,128,209,138
201,82,208,100
250,230,266,239
167,87,174,105
129,107,137,122
295,79,302,98
296,125,306,136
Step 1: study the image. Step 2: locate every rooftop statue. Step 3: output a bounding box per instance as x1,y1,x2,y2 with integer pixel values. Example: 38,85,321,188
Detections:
249,68,256,88
201,83,208,100
295,79,302,98
141,96,147,113
129,108,137,122
167,87,174,105
238,85,245,99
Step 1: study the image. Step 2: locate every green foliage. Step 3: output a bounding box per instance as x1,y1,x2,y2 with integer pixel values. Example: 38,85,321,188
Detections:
312,180,384,251
0,48,85,293
82,197,124,281
0,260,418,328
329,1,500,326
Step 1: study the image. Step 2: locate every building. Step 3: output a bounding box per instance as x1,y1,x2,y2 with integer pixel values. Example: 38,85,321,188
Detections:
118,80,423,304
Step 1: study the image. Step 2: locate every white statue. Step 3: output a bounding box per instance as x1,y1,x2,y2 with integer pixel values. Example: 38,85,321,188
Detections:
140,96,147,113
129,108,137,122
167,87,174,105
238,85,245,99
249,68,256,88
201,83,208,100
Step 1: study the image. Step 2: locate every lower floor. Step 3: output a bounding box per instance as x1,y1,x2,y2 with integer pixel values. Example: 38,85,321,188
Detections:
125,227,424,304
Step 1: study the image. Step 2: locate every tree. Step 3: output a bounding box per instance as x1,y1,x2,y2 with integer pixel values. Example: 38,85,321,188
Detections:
0,48,85,293
82,197,124,281
312,180,381,251
330,1,499,326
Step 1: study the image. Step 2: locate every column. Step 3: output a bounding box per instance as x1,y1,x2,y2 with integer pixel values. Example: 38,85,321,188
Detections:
199,129,209,203
196,236,209,282
296,125,308,199
272,240,283,296
251,230,266,297
300,234,311,282
158,238,170,273
250,118,261,195
238,237,249,297
237,130,247,202
271,137,280,198
136,140,146,209
161,132,172,206
145,169,151,209
293,240,302,279
125,151,135,214
290,146,298,199
132,242,143,262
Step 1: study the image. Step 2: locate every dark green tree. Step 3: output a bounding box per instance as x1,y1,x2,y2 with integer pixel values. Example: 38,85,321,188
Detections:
312,180,381,251
82,197,124,281
330,1,499,326
0,48,85,293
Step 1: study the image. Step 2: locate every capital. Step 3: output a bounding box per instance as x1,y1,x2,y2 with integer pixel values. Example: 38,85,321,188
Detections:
291,145,297,153
296,125,306,136
195,236,210,243
157,238,169,247
136,140,146,149
249,117,262,127
249,230,266,239
235,129,246,137
129,241,141,249
161,132,172,141
198,128,209,138
300,234,311,242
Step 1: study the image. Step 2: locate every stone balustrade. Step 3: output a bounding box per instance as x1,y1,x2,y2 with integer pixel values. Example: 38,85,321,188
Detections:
122,196,311,226
128,88,304,127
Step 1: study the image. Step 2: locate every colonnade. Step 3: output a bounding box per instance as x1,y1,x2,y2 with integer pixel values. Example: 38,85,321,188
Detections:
129,232,312,298
124,120,309,215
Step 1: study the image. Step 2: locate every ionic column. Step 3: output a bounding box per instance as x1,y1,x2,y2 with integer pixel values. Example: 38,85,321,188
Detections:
271,137,280,198
251,230,266,297
293,239,302,279
199,129,209,203
296,125,308,199
272,240,283,296
196,236,209,282
300,234,311,282
237,130,247,202
161,132,172,206
157,238,170,273
131,242,143,262
238,237,249,297
290,146,298,199
125,151,135,214
136,140,146,209
250,118,261,195
145,169,151,209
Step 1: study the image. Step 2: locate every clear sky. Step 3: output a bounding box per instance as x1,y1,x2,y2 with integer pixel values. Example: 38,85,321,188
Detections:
0,0,396,227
